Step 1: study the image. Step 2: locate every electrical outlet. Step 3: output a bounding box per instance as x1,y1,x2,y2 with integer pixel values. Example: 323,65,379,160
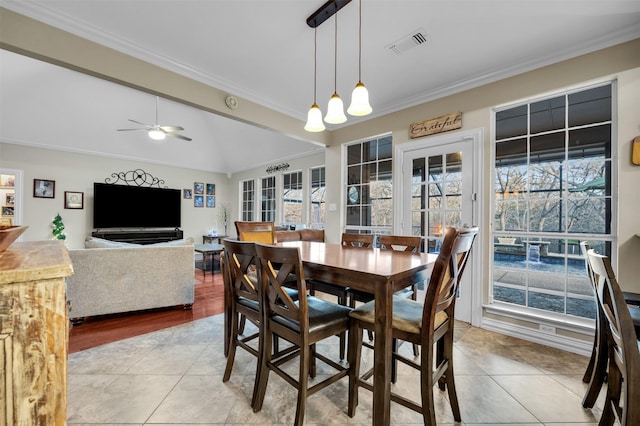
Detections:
539,324,556,334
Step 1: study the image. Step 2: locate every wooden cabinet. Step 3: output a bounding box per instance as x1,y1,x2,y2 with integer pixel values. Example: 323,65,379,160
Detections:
0,241,73,426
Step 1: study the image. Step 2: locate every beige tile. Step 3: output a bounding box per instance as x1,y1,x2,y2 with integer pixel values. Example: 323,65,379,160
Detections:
492,374,600,423
67,374,181,423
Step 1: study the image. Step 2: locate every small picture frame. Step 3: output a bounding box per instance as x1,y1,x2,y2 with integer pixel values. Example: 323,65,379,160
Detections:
0,174,14,188
194,182,204,195
2,206,14,216
194,195,204,207
33,179,55,198
206,183,215,196
64,191,84,209
183,189,192,199
5,193,14,205
206,195,215,208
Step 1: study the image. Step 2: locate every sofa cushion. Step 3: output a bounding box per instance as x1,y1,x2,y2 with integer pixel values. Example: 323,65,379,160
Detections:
147,237,194,247
85,236,139,248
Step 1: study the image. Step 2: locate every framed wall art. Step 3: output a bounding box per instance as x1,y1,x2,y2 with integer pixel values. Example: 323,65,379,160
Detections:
183,189,192,199
33,179,55,198
0,174,15,188
5,193,14,205
64,191,84,209
194,195,204,207
206,195,215,208
206,183,215,195
2,206,14,216
194,182,204,195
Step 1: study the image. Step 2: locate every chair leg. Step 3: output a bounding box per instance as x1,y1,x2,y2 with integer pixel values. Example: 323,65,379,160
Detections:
310,343,317,378
252,323,272,413
238,314,247,335
582,333,597,382
442,333,461,421
420,337,437,426
391,338,398,384
582,316,608,408
296,343,310,426
348,320,363,418
223,309,239,382
338,292,347,360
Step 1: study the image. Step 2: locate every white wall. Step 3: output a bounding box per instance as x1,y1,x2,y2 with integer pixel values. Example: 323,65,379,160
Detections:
0,143,230,249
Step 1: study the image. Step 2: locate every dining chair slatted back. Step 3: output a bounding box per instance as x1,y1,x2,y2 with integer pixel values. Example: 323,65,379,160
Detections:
579,241,609,408
253,243,352,426
341,233,374,248
299,228,325,242
235,221,276,244
378,235,422,252
221,239,263,407
586,249,640,426
347,226,478,424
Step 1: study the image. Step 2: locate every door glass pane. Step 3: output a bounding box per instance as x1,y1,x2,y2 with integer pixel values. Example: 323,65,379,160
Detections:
428,156,443,181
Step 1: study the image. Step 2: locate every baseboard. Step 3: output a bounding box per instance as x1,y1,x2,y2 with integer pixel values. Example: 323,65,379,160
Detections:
481,317,592,356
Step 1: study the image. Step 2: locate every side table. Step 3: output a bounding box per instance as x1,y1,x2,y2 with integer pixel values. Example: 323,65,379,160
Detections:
202,235,228,244
194,243,224,276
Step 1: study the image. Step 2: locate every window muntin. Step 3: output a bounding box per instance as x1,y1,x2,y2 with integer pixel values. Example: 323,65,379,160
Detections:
261,176,276,222
241,179,255,221
282,171,303,226
492,82,614,321
344,135,393,235
310,166,326,228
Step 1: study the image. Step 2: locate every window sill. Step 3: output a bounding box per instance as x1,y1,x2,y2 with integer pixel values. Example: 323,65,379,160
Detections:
484,302,594,335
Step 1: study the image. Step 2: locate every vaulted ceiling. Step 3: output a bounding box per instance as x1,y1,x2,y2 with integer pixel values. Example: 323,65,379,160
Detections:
1,1,639,174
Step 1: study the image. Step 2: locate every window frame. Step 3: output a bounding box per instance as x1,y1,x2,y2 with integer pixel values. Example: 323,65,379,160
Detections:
489,80,618,326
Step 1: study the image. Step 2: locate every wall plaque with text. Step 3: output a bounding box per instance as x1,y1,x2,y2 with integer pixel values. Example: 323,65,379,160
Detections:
409,112,462,139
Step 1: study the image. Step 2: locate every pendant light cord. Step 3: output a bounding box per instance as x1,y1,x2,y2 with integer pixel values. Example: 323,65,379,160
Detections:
333,14,338,93
313,28,318,103
358,0,362,82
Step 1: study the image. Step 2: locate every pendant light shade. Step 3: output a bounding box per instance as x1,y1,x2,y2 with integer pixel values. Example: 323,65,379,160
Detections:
305,103,325,132
324,14,347,124
347,81,372,116
348,0,372,116
304,28,325,132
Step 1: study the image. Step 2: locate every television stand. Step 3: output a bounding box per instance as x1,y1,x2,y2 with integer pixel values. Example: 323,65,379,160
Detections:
92,229,183,245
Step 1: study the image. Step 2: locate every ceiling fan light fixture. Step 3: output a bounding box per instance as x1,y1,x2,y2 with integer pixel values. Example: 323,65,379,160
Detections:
347,81,372,116
148,128,166,141
305,103,326,132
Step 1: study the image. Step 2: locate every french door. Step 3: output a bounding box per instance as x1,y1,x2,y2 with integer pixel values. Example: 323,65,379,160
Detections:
396,129,481,324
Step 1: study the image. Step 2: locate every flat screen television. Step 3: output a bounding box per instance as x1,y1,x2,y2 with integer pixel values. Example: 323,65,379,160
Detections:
93,182,181,229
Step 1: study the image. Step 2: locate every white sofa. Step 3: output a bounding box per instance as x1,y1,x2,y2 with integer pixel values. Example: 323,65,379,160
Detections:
67,236,195,321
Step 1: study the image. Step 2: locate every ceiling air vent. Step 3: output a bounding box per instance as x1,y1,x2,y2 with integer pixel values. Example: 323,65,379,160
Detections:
386,29,430,55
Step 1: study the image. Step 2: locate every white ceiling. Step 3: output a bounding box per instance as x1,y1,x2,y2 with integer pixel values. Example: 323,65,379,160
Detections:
1,1,639,175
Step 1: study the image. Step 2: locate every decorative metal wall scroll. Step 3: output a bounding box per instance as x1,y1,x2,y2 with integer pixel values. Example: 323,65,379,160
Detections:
266,163,290,174
104,169,167,188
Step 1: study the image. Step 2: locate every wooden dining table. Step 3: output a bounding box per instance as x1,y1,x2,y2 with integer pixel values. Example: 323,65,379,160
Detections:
280,240,437,426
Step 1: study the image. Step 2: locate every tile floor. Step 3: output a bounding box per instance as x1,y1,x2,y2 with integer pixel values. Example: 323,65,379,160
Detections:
67,314,606,425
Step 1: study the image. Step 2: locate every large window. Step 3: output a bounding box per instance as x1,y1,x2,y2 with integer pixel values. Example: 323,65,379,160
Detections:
241,179,255,221
261,176,276,222
492,83,615,320
282,171,303,226
310,166,326,228
345,135,393,235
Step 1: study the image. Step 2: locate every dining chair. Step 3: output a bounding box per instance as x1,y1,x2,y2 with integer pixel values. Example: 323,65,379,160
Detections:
235,221,276,244
305,230,350,359
349,234,423,362
580,241,608,408
341,232,375,248
586,249,640,426
252,243,352,426
347,226,478,424
221,239,264,407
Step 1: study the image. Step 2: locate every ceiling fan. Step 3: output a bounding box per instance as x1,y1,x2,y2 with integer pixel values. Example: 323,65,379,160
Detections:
117,96,192,141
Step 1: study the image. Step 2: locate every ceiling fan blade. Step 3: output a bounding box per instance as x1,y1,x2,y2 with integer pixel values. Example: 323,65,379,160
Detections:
170,133,192,141
117,128,147,131
128,118,152,127
160,125,184,132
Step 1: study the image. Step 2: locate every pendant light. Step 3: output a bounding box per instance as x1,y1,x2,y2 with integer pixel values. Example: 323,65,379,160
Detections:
347,0,372,116
324,14,347,124
304,28,326,132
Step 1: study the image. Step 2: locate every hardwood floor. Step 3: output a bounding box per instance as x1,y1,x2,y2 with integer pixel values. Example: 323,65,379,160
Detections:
68,271,224,354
